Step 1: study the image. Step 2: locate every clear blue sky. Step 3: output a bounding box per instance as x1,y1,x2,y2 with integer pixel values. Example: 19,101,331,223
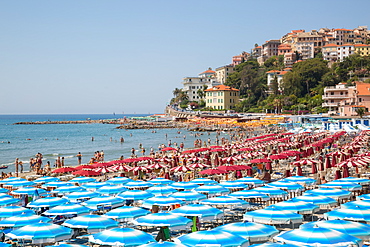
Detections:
1,0,369,114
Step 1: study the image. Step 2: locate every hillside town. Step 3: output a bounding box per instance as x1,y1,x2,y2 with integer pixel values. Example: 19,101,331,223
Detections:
172,26,370,117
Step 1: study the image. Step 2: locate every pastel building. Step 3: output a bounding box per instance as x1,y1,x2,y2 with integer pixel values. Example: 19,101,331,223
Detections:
266,70,289,93
337,44,354,62
215,65,235,84
354,44,370,56
205,85,239,110
322,44,339,62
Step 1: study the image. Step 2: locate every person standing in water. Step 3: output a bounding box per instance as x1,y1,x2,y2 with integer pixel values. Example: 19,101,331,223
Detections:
77,152,82,165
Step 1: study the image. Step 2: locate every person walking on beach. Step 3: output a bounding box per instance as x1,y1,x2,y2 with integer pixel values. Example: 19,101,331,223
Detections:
14,158,19,176
77,152,82,165
19,161,23,173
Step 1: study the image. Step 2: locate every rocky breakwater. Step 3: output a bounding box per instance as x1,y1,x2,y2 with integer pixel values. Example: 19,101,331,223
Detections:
13,120,109,125
116,121,187,129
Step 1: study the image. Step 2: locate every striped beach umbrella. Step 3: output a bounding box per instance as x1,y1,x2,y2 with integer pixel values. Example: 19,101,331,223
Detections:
201,195,248,207
341,199,370,209
273,226,362,247
11,187,48,196
133,213,192,230
336,177,370,185
195,184,230,195
319,181,362,191
117,190,154,201
282,176,316,185
88,227,155,247
82,196,125,210
291,193,338,209
249,243,300,247
237,177,264,186
51,185,84,195
215,221,279,242
243,206,303,225
149,178,173,185
123,181,153,189
106,177,134,185
170,182,199,191
174,229,249,247
0,214,51,228
42,181,74,189
63,214,118,233
146,185,177,196
81,181,108,191
267,181,304,192
191,178,217,185
301,219,370,240
0,188,9,193
0,177,25,183
43,202,92,216
304,188,351,200
357,194,370,200
220,181,248,189
0,197,20,207
272,200,320,214
0,206,34,220
96,185,128,196
324,205,370,223
142,196,184,209
139,242,187,247
104,206,150,222
53,244,89,247
34,176,60,184
171,191,207,202
5,180,36,188
63,190,99,203
229,190,270,201
69,176,96,184
27,197,68,208
251,187,289,198
6,222,72,244
171,204,223,221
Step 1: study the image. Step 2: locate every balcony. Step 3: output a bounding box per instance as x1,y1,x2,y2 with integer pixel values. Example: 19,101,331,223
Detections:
322,95,349,100
322,102,339,107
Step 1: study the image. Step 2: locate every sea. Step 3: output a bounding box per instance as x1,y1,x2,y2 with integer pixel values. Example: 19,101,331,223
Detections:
0,114,231,173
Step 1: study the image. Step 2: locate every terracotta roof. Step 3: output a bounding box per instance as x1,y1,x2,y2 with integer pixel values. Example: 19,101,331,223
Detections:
334,28,353,31
354,44,370,47
280,71,289,75
204,85,239,92
266,70,281,74
341,43,354,47
356,82,370,95
322,44,338,47
199,69,215,75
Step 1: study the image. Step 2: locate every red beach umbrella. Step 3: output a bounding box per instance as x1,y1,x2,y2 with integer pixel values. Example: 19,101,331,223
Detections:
170,166,192,173
52,167,77,173
233,165,252,170
161,147,177,152
73,169,101,176
269,154,289,160
199,168,228,175
146,163,167,170
250,158,271,164
217,165,239,171
75,164,95,170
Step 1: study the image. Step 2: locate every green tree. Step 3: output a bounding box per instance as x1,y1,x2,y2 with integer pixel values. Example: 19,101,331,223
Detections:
356,107,366,118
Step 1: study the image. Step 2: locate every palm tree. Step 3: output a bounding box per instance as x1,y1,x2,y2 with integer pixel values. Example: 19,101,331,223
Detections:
356,107,366,118
173,88,182,98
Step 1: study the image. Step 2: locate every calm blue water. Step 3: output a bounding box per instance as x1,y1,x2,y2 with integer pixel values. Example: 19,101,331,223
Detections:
0,114,230,172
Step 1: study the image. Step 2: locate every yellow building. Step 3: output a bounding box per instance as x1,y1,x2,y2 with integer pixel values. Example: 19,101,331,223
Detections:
354,44,370,56
205,85,239,110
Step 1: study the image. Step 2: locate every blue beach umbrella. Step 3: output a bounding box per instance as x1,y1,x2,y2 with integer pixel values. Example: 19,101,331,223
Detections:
191,178,217,185
81,181,108,191
336,177,370,185
215,221,279,242
304,188,351,200
267,181,304,192
69,176,96,184
273,226,362,247
88,227,155,247
243,206,303,225
272,200,320,214
123,181,153,189
139,242,187,247
43,202,92,216
195,184,230,195
96,185,128,195
291,193,338,209
0,177,25,183
0,206,34,219
237,177,264,186
170,182,199,190
319,181,362,191
34,176,60,184
6,222,72,244
0,214,51,228
171,204,223,221
282,176,316,185
82,196,125,210
5,180,36,188
0,197,20,207
251,186,289,198
0,193,11,199
11,187,48,196
117,190,154,201
171,191,207,202
53,244,89,247
301,219,370,240
146,185,177,196
106,177,134,185
220,181,248,189
63,190,99,203
341,199,370,209
51,185,84,195
174,229,249,247
27,197,68,208
0,243,10,247
249,243,300,247
42,181,74,189
201,195,248,208
104,206,150,222
324,205,370,223
0,187,9,193
142,196,184,209
149,178,173,185
133,213,192,230
230,190,270,201
357,194,370,200
63,214,118,233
